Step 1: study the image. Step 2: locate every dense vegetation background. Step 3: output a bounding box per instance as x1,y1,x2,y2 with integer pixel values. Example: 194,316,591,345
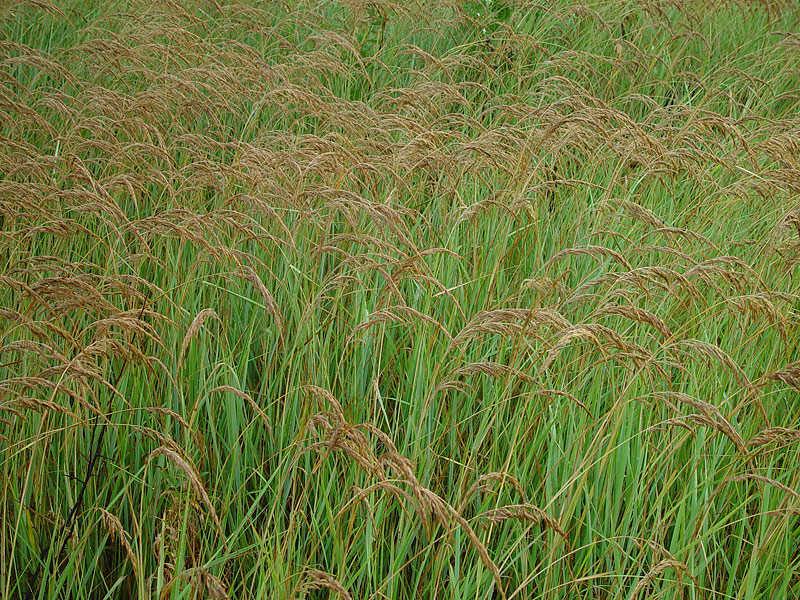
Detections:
1,0,799,598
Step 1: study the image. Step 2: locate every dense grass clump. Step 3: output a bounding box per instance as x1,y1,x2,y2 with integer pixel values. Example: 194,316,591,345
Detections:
1,0,799,598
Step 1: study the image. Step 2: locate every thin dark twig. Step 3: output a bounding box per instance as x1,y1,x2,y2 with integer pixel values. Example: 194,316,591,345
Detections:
24,301,148,599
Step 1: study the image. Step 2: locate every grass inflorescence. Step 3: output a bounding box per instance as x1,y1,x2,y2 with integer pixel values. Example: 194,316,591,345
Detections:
1,0,799,598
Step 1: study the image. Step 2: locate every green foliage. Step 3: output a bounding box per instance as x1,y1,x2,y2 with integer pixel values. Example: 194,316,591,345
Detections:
1,0,800,599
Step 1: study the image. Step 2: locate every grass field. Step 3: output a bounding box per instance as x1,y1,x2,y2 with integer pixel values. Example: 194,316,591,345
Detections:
1,0,800,598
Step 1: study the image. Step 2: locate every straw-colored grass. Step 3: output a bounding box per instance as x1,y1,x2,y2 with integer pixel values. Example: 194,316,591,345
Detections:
1,0,799,598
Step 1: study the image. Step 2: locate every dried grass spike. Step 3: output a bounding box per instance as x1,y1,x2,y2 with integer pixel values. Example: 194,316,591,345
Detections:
148,447,225,545
96,508,139,578
747,427,800,448
236,266,284,332
631,559,698,599
760,361,800,391
178,309,221,370
304,569,353,600
481,503,565,536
